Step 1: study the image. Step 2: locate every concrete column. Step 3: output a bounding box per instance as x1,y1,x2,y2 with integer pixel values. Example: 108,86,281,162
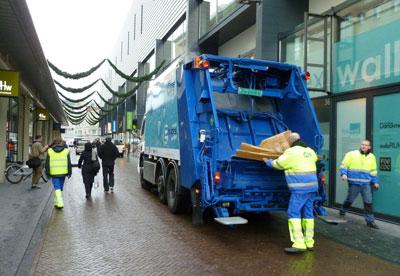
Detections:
48,119,53,143
255,0,308,61
156,39,172,69
17,96,31,162
185,0,200,62
136,62,149,129
43,120,49,145
0,98,8,183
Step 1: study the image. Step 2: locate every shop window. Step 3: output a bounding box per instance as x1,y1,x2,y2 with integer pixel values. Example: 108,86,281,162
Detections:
312,98,331,202
199,0,241,38
165,20,186,62
373,93,400,218
6,98,18,162
333,0,400,93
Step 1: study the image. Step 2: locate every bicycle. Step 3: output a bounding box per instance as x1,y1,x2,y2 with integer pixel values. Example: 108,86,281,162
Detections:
4,161,48,184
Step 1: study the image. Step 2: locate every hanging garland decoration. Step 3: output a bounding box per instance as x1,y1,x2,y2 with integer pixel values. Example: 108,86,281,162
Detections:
66,116,87,126
106,59,165,82
60,98,93,110
64,106,87,115
97,91,127,106
86,118,99,125
86,117,98,125
87,110,99,120
91,107,102,117
58,90,95,103
87,113,100,123
48,58,165,82
64,110,87,119
54,79,99,93
66,115,86,125
94,100,116,113
48,59,106,79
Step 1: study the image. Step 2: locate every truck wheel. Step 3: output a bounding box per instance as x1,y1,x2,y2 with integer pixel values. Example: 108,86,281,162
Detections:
166,164,189,214
157,175,167,204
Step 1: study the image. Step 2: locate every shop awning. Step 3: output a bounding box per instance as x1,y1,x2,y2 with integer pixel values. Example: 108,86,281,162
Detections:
0,0,67,124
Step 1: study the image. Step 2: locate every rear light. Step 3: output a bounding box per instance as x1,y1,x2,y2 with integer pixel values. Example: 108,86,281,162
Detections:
304,71,311,81
214,171,221,183
193,56,209,69
321,175,325,185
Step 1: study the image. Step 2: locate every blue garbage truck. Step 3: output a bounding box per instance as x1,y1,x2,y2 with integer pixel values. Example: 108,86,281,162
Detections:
138,55,327,225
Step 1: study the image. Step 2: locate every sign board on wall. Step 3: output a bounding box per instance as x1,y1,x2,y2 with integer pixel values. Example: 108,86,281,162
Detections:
0,70,19,97
36,108,49,121
334,19,400,93
126,112,133,130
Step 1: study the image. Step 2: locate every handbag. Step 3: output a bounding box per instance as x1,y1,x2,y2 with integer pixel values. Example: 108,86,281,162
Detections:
27,156,41,169
91,149,101,174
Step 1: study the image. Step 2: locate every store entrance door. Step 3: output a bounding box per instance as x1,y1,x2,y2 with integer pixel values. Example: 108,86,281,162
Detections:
372,93,400,219
334,98,367,208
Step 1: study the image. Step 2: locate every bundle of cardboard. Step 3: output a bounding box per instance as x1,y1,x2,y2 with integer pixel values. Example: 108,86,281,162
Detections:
234,130,292,161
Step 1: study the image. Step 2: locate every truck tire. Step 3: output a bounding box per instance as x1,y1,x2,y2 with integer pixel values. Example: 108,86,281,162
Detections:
157,174,167,204
166,163,189,214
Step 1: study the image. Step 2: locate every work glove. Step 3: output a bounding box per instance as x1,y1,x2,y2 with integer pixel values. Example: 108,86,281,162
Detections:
263,158,274,168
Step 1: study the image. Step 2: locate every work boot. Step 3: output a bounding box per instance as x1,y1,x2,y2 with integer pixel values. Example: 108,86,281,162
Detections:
367,222,379,229
284,247,307,254
54,190,64,209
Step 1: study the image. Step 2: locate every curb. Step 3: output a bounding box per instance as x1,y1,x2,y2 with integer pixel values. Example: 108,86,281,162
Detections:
13,186,54,276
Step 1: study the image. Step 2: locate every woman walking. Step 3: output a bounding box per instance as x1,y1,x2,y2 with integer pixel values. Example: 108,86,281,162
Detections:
78,142,99,199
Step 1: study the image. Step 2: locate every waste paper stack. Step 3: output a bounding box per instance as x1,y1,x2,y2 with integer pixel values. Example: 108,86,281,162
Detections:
234,130,291,161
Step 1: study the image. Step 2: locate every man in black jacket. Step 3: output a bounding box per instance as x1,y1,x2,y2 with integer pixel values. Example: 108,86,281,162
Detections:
98,137,119,192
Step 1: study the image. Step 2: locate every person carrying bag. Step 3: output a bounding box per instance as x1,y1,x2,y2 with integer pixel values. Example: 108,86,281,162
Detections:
78,142,100,199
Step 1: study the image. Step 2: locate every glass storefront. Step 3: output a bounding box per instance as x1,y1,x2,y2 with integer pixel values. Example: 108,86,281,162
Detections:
312,97,331,200
334,0,400,93
199,0,241,38
6,98,18,162
372,92,400,218
335,98,367,208
279,0,400,221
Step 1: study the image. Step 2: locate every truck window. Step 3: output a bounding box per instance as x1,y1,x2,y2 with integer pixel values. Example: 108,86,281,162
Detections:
213,91,273,113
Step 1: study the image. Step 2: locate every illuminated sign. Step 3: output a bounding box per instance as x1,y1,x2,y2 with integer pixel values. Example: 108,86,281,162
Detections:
0,70,19,97
36,108,49,121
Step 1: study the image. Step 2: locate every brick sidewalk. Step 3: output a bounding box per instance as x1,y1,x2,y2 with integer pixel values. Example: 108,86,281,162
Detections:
0,176,53,276
30,156,400,275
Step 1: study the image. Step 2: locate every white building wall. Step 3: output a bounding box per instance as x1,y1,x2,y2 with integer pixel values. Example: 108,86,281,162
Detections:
105,0,187,91
218,25,256,58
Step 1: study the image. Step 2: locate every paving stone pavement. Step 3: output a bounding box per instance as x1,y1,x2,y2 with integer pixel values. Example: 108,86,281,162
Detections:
31,154,400,275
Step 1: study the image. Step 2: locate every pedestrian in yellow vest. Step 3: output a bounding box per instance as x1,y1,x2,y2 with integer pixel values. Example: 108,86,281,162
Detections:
265,133,319,253
339,140,380,229
45,137,72,209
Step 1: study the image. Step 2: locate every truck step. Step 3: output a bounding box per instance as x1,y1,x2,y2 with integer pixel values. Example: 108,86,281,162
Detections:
214,216,248,225
318,215,347,225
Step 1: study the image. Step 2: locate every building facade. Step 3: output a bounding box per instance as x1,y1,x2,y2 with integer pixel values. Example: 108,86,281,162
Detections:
0,0,67,184
99,0,400,222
